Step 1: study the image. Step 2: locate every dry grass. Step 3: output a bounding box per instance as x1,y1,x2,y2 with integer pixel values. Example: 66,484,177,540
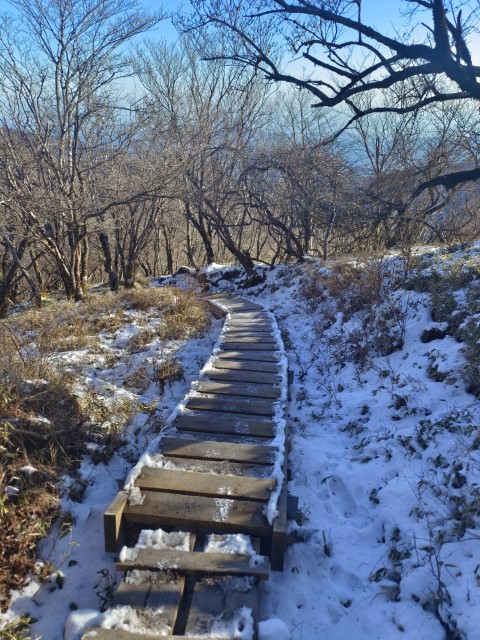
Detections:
301,260,400,321
153,358,185,393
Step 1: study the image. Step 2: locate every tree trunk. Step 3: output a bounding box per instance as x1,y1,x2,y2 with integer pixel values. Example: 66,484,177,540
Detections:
0,239,27,318
99,232,119,292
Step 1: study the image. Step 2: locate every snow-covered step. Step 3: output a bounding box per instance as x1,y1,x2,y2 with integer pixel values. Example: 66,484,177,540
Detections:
203,368,281,386
186,394,276,417
116,548,270,580
135,467,276,502
174,412,276,438
159,437,277,465
196,379,281,399
123,491,271,538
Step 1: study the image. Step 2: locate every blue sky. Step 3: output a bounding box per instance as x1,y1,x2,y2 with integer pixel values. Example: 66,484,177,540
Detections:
0,1,410,39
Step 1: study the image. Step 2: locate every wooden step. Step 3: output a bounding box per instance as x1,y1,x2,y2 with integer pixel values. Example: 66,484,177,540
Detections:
186,395,276,417
83,632,225,640
135,467,275,501
160,455,272,476
204,369,280,386
123,491,271,537
196,380,281,399
116,548,270,580
104,490,128,552
82,631,161,639
226,323,273,332
210,358,280,374
222,332,275,341
160,437,276,465
218,350,278,363
221,342,277,351
223,331,278,349
175,413,275,438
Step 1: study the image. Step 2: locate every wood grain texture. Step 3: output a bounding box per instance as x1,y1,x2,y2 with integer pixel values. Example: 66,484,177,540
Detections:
116,548,270,580
210,358,280,374
136,467,275,501
123,491,271,537
186,395,276,417
221,342,277,352
160,437,276,465
217,350,279,362
104,490,128,553
203,368,280,386
175,412,275,438
196,380,281,399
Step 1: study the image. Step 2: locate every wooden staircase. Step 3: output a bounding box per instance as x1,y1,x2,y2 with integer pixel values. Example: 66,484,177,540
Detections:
82,294,289,640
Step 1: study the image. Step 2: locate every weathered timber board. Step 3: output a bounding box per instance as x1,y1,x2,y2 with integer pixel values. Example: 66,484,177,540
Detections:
186,395,276,417
226,317,272,333
116,549,270,580
160,455,272,477
185,575,258,637
104,490,128,553
271,452,289,572
113,573,183,623
229,315,270,322
221,342,277,351
221,334,276,343
136,467,275,501
83,633,224,640
82,631,159,639
174,413,275,438
203,368,280,386
217,350,278,363
210,358,280,374
160,437,276,465
196,380,281,399
123,491,271,537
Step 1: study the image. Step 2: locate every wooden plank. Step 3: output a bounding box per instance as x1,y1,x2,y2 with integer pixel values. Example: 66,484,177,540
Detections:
175,413,275,438
186,395,276,417
196,380,281,400
185,576,258,637
116,548,270,580
221,342,277,352
160,456,272,477
222,333,276,342
218,350,278,363
204,368,280,386
210,358,279,374
136,467,275,501
226,323,273,332
160,437,276,465
83,632,223,640
271,455,288,572
123,491,271,537
104,490,128,553
82,630,159,639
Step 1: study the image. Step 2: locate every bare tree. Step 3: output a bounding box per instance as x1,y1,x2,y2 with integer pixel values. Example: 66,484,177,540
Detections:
0,0,162,301
137,37,272,276
188,0,480,193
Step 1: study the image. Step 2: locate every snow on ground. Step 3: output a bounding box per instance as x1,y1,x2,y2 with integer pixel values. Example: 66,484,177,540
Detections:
227,244,480,640
4,242,480,639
